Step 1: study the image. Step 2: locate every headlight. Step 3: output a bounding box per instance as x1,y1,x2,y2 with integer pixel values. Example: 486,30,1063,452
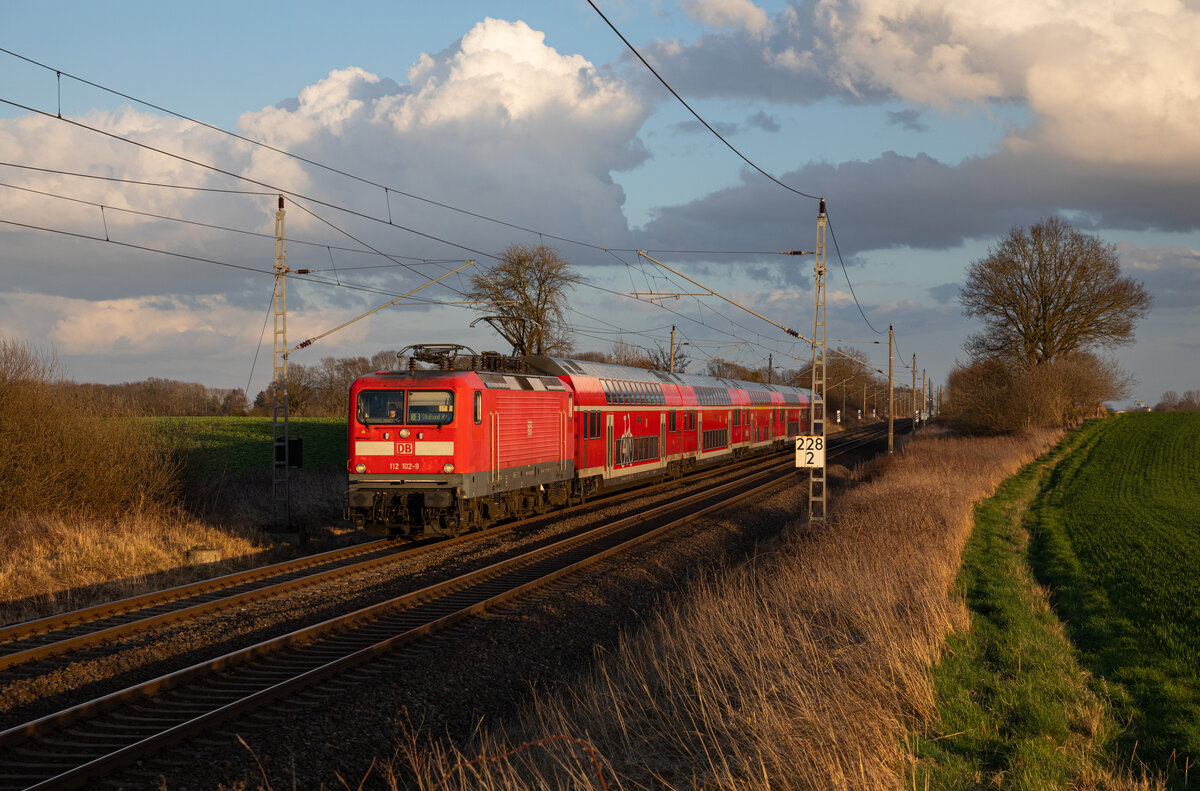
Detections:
354,463,367,474
442,463,455,473
398,428,410,438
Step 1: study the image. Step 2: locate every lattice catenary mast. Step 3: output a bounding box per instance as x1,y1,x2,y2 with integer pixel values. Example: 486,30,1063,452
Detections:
271,195,292,534
808,199,828,524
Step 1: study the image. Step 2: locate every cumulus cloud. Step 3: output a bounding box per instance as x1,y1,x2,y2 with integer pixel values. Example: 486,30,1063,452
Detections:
0,17,654,387
644,0,1200,167
824,0,1200,166
237,18,648,248
682,0,772,37
1,18,653,296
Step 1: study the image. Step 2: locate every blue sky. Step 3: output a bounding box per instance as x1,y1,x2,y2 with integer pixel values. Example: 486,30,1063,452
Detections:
2,0,1198,407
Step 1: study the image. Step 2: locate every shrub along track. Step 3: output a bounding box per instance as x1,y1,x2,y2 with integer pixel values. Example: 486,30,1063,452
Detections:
0,421,900,790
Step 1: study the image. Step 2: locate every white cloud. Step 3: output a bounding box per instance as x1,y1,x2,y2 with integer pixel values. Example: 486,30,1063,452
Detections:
644,0,1200,167
0,16,654,390
817,0,1200,165
682,0,772,37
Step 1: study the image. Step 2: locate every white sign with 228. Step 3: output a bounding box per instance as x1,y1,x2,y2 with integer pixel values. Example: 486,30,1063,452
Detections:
794,436,825,468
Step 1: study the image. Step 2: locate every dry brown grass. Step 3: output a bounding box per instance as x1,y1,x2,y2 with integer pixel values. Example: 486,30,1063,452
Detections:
0,468,351,626
0,510,273,624
0,337,358,625
393,427,1064,790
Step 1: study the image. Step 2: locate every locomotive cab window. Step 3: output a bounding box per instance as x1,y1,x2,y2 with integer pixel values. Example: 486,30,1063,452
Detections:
357,390,405,424
407,390,454,425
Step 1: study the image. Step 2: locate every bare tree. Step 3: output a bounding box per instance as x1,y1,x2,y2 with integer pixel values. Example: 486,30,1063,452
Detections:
648,342,690,374
960,217,1152,369
573,350,614,364
467,244,582,356
1155,391,1181,411
611,339,653,369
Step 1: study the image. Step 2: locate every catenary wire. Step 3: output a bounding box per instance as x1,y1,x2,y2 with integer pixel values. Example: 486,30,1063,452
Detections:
3,52,901,376
584,0,821,202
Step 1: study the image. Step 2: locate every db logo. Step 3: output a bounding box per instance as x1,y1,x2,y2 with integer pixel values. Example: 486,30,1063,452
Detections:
395,441,415,454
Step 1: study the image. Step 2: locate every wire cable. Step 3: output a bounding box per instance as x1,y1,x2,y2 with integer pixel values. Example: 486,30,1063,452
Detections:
584,0,820,202
826,212,886,335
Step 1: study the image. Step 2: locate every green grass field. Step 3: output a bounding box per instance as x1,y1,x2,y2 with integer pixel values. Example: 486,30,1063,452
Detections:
157,416,348,477
921,413,1200,788
1028,412,1200,779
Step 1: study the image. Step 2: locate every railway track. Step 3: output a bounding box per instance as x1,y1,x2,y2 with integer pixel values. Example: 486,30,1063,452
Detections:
0,419,905,789
0,447,802,678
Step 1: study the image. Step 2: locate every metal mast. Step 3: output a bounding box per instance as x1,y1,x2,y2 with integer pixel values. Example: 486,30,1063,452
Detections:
808,199,828,524
912,353,918,432
271,195,291,534
888,325,894,454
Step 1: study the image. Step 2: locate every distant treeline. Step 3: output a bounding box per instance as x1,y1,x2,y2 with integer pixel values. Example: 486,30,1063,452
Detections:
1153,390,1200,412
58,378,250,417
53,351,403,418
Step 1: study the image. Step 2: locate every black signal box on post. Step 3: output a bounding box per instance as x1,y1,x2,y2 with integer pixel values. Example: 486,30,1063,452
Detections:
274,438,303,468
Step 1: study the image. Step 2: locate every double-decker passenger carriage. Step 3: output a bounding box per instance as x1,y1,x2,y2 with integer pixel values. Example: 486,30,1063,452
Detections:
345,345,815,538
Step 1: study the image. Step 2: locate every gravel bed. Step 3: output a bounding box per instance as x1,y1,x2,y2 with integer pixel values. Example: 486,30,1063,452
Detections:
0,454,791,733
114,461,862,791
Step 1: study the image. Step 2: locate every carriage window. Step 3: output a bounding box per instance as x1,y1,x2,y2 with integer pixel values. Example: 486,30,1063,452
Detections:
408,390,454,425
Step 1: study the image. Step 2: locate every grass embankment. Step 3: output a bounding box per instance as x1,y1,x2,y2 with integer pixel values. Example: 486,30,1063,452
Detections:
385,428,1062,790
918,413,1196,788
0,341,351,623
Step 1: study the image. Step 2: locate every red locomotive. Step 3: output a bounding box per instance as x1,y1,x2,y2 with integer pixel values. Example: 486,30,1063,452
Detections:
345,345,814,538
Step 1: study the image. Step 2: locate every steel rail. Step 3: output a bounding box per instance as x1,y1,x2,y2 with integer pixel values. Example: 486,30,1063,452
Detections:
0,462,797,790
0,447,798,671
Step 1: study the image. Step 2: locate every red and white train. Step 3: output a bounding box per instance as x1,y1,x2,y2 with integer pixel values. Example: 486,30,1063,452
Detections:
345,346,815,538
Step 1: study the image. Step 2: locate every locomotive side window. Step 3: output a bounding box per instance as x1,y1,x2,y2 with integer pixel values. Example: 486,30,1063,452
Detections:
474,391,483,425
407,390,454,425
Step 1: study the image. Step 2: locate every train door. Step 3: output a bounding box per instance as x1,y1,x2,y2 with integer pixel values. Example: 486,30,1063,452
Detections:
560,401,568,474
659,413,666,469
490,411,499,486
605,413,614,474
697,410,703,455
